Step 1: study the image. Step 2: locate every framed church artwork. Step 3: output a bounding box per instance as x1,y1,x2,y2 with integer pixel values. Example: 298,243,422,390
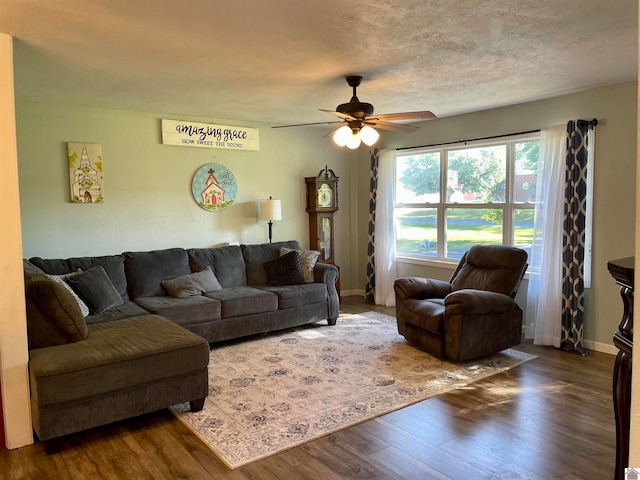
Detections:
191,163,237,211
68,142,104,203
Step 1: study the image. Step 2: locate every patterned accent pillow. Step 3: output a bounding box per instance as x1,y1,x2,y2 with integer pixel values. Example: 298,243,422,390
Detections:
44,271,90,317
264,251,305,286
279,247,320,283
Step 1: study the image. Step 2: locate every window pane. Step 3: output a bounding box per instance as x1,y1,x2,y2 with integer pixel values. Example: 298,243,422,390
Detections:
447,146,506,203
514,142,539,203
513,208,534,259
446,208,502,259
395,208,437,257
396,153,440,203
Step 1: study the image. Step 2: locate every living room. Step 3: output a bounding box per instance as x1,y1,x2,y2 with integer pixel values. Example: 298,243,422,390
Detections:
0,1,638,478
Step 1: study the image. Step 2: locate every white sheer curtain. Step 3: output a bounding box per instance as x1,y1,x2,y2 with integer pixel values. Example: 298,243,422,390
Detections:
373,148,397,306
525,124,566,346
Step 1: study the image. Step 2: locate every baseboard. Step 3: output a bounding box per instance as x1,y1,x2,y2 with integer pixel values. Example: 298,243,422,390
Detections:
584,339,617,356
341,289,366,298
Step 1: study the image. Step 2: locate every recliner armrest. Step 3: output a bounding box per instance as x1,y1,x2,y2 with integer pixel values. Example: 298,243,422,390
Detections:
394,277,452,301
445,289,517,315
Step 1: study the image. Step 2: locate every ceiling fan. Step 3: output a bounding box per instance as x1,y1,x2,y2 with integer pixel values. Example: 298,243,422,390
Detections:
273,75,437,149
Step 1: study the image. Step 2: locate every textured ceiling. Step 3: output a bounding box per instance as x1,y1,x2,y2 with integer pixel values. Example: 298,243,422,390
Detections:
1,0,637,126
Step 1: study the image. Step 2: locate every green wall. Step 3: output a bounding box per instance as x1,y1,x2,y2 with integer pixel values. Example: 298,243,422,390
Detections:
16,102,361,284
356,81,637,351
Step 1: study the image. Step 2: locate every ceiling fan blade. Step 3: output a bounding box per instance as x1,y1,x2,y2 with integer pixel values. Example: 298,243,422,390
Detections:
371,111,437,122
323,126,343,138
364,120,420,133
272,120,343,129
319,109,358,121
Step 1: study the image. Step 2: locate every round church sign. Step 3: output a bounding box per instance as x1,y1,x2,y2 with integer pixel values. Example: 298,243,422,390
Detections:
191,163,237,211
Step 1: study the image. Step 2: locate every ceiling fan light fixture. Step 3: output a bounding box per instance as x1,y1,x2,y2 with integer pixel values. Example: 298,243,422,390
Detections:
333,125,352,146
360,126,380,146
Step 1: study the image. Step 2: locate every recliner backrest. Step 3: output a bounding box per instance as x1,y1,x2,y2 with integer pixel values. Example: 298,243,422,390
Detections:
449,244,528,298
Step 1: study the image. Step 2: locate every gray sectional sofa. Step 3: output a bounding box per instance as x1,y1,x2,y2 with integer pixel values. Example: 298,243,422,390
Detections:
23,240,340,451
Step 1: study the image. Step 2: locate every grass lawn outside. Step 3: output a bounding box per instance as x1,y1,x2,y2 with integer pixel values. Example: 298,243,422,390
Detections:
397,208,533,259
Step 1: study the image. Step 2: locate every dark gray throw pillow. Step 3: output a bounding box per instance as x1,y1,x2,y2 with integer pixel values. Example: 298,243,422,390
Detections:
263,251,305,286
64,265,124,314
161,266,223,298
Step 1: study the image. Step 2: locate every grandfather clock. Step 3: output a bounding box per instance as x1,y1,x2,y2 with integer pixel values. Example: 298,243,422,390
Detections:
305,166,339,268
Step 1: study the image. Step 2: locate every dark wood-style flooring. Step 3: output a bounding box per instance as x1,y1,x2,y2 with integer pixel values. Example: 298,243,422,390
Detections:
1,296,616,479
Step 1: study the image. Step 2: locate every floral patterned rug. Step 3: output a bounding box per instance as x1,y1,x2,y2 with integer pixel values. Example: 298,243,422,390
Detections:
171,311,536,469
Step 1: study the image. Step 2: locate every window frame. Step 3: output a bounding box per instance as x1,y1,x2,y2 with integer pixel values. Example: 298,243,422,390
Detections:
394,132,540,266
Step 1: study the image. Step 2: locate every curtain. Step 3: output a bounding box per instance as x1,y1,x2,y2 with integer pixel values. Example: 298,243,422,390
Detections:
561,120,591,355
364,148,379,302
364,148,398,305
526,124,566,347
526,120,594,355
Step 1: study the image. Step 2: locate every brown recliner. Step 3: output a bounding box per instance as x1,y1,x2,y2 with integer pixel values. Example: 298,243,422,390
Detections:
394,244,528,362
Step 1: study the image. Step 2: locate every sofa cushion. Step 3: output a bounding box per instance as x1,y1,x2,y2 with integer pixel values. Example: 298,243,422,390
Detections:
161,267,223,298
264,251,305,286
28,314,210,406
23,259,45,275
242,240,301,285
258,283,327,309
85,300,150,325
205,286,277,318
133,295,221,327
24,274,88,348
29,255,129,301
188,245,247,288
44,271,90,317
64,266,124,315
124,248,191,298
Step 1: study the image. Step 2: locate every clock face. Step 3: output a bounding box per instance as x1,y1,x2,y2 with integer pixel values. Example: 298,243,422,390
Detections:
317,183,333,207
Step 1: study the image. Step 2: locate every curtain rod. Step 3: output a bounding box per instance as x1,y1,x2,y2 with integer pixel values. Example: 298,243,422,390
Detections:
395,118,598,151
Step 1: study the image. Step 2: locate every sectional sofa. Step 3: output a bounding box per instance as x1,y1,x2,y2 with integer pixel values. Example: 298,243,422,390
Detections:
23,240,340,450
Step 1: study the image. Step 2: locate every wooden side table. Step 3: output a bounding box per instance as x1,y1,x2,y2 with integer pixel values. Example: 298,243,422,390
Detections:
608,256,634,480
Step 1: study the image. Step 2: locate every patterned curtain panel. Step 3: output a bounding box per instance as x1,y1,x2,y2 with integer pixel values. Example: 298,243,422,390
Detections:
364,148,380,302
561,120,592,355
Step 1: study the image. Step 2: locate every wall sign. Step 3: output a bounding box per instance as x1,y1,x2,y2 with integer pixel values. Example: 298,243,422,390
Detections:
68,142,104,203
191,163,237,211
162,119,259,151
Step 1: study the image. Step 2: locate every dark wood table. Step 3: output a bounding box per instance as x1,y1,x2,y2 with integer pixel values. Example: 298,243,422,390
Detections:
608,256,634,480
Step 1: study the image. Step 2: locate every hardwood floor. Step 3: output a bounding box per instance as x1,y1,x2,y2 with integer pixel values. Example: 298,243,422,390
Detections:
1,296,616,479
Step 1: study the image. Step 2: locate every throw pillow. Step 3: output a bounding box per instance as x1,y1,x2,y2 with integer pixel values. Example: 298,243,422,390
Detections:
280,247,320,283
64,265,124,315
161,267,223,298
44,271,90,317
26,275,89,344
264,251,305,286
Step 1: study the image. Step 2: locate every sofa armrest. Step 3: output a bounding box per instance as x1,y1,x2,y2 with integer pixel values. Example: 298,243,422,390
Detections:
394,277,452,302
313,263,339,321
445,289,516,315
313,262,338,286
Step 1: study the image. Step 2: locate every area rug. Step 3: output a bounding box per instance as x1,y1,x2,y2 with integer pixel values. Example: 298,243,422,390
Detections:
171,311,536,469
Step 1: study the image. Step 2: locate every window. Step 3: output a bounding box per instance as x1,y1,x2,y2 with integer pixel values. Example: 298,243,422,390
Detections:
395,134,539,263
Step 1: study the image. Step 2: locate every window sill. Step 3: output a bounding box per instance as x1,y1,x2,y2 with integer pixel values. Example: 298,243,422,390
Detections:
396,255,459,271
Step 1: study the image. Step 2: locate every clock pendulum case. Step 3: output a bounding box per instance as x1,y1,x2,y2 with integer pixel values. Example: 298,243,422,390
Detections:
305,166,340,295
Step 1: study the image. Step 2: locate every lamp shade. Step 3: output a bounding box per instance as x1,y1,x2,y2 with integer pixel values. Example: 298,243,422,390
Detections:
333,125,352,147
360,126,380,146
346,132,362,149
260,198,282,221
